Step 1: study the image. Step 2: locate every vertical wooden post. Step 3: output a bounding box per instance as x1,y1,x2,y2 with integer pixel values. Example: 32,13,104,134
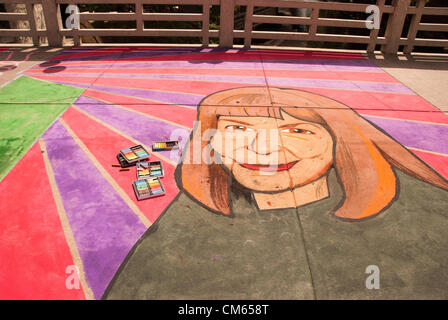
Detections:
243,3,253,48
309,7,319,36
381,0,410,55
41,0,62,46
219,0,235,47
136,0,143,32
25,2,39,45
202,0,210,47
404,0,425,54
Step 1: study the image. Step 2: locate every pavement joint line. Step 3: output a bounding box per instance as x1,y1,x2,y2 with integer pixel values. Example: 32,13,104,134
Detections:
58,117,152,229
39,138,95,300
261,54,318,299
24,71,402,86
30,74,416,96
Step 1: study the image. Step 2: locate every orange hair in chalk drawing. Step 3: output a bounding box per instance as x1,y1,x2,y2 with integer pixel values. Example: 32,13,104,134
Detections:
176,87,448,221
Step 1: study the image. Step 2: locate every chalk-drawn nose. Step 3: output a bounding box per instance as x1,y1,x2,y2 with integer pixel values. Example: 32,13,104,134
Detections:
249,129,280,155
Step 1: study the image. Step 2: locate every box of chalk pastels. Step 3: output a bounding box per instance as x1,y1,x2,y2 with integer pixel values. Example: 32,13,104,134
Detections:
152,140,179,152
133,177,165,200
118,145,150,166
136,161,164,179
116,153,135,168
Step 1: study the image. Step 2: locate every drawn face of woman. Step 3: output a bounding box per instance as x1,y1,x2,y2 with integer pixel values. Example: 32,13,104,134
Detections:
210,111,334,192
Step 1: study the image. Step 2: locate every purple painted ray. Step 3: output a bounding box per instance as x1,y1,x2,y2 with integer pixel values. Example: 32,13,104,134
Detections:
74,95,191,163
42,121,147,299
364,116,448,155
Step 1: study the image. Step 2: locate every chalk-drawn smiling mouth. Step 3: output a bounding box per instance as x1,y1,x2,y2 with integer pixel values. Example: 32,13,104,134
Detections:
239,161,299,172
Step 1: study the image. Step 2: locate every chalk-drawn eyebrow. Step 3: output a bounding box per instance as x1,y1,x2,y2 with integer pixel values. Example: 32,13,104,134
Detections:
219,118,253,126
278,123,319,129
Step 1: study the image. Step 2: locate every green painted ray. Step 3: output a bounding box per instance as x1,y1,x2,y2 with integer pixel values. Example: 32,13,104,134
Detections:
0,76,83,181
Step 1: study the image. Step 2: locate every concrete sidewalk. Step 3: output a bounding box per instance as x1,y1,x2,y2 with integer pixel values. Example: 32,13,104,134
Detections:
0,46,447,299
2,46,448,112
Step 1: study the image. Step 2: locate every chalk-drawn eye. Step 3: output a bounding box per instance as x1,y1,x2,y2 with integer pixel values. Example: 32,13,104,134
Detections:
281,128,314,135
225,125,253,132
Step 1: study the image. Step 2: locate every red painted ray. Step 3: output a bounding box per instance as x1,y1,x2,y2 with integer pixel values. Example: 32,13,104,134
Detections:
259,51,365,60
33,49,219,67
61,106,180,223
287,87,448,124
27,51,366,68
48,48,128,61
28,74,261,96
43,49,365,66
28,73,448,124
30,59,122,68
0,143,86,300
408,149,448,180
29,74,99,86
25,67,267,78
27,70,448,125
48,47,195,62
255,49,367,60
82,90,196,128
264,69,398,83
116,50,367,63
25,67,394,83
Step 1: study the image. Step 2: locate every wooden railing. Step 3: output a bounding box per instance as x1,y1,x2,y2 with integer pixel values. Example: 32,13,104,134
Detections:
231,0,392,51
0,0,447,54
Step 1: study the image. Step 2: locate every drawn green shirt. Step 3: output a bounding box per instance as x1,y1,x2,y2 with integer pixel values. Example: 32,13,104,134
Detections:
104,168,448,299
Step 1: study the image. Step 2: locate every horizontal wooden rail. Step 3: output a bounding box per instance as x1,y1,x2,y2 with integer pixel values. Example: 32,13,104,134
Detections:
407,7,448,15
234,30,387,44
0,0,446,54
55,0,219,4
235,0,395,13
251,15,368,29
0,13,29,21
418,23,448,32
404,0,448,53
60,28,219,37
